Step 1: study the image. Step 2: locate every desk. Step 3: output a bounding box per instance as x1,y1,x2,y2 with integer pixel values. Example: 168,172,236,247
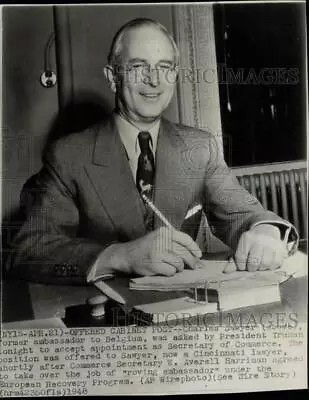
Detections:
2,250,307,327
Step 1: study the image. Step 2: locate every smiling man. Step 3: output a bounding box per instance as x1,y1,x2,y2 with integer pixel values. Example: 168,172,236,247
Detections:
7,18,298,284
106,23,177,126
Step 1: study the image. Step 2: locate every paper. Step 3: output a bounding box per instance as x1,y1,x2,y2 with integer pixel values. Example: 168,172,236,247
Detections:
130,251,307,291
2,318,66,329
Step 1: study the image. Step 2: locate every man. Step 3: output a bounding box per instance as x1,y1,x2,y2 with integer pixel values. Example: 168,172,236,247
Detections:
6,18,298,285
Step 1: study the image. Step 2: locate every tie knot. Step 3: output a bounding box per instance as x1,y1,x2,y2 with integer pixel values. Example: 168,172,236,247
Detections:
138,131,152,153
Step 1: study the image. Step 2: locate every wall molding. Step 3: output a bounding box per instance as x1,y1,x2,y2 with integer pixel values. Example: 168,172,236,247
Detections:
172,4,223,151
53,6,74,109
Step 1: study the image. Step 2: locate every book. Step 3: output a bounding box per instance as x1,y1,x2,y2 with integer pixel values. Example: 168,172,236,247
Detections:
131,273,282,312
129,251,307,291
129,251,307,311
135,297,218,323
205,278,281,311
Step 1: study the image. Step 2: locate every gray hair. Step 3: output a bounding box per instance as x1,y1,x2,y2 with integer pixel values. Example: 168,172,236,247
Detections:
108,18,179,69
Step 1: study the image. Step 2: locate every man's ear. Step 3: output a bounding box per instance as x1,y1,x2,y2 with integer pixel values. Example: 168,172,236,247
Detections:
104,65,117,93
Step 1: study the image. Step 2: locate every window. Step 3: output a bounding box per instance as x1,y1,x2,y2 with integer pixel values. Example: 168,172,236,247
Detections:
214,3,306,166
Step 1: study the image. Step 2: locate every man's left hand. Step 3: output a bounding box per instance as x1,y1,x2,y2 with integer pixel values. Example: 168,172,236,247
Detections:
224,224,288,273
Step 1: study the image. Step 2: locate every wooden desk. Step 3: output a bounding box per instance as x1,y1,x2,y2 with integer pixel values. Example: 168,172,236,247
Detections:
2,250,307,327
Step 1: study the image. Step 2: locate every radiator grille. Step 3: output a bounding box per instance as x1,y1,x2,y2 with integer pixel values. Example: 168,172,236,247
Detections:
237,168,307,239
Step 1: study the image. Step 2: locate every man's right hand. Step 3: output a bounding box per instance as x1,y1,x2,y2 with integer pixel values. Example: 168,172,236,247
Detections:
105,227,202,277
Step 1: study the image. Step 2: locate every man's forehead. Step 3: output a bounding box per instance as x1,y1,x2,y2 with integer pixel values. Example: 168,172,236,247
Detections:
122,25,175,60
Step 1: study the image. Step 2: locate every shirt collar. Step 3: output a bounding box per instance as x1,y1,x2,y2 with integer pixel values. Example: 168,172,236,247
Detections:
114,112,160,159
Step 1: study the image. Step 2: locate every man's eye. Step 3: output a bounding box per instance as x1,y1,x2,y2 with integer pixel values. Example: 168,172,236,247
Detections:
130,64,145,70
158,65,173,71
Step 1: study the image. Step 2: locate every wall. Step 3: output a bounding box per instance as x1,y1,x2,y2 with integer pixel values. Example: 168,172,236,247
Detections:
2,6,58,222
68,4,179,123
2,5,179,223
2,4,223,255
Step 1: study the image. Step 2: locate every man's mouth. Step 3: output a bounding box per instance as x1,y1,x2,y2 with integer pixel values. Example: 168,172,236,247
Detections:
140,92,162,99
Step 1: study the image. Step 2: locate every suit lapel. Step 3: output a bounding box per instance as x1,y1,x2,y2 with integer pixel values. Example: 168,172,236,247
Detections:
85,117,196,238
153,119,194,230
85,118,147,240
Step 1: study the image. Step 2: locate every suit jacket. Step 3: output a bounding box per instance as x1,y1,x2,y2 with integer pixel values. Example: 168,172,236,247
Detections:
7,117,296,285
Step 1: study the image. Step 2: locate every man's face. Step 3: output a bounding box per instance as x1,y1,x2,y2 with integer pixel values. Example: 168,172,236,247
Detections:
113,25,178,124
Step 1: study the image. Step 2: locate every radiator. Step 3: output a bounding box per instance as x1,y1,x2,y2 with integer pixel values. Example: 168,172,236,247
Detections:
236,168,307,239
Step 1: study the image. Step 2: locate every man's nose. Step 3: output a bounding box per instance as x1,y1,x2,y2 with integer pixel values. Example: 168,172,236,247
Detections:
143,67,160,87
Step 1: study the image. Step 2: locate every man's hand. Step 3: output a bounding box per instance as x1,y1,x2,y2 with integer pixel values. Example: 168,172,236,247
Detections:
224,224,288,273
107,227,202,277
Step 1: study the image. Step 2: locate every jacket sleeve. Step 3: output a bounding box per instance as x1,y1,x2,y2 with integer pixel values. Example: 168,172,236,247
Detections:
5,142,109,285
203,136,299,252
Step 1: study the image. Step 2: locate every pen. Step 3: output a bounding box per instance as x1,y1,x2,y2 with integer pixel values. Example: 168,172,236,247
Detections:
94,196,202,303
141,193,203,265
142,193,202,227
93,278,126,305
141,193,174,229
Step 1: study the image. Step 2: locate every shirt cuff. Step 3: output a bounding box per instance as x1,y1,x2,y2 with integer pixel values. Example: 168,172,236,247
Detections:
249,220,299,255
86,243,118,283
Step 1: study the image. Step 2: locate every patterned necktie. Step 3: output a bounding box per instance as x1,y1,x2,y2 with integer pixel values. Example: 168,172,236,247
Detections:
136,131,155,198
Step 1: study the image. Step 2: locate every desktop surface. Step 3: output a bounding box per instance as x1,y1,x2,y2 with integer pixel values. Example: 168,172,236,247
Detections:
2,246,307,328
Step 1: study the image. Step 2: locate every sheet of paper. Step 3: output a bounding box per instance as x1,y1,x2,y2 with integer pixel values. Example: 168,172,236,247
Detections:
2,318,66,329
130,251,307,291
